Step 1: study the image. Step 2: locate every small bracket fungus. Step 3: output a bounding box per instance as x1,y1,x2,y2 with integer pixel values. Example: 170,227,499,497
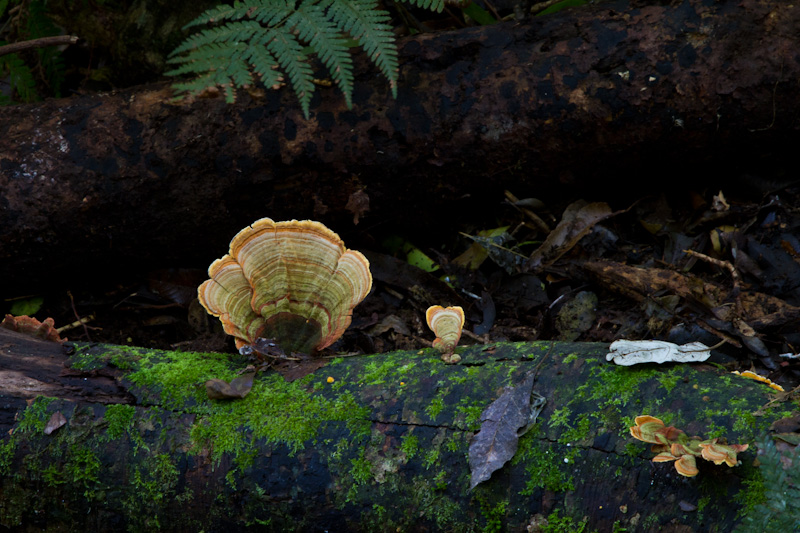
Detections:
425,305,465,364
629,415,748,477
732,370,785,392
198,218,372,355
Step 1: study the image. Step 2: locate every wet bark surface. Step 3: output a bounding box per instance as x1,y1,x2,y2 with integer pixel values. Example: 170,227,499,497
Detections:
0,335,788,531
1,0,798,294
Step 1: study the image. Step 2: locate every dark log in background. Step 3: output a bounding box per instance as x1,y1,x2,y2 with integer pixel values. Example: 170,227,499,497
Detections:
0,329,786,531
1,0,798,294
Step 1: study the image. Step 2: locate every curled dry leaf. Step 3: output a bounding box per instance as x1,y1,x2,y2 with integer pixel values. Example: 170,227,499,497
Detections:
44,411,67,435
0,314,65,343
606,340,711,366
198,218,372,354
526,200,615,272
205,373,255,400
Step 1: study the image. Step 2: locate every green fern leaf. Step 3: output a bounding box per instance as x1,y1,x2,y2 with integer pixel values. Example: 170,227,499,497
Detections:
2,52,39,103
401,0,445,13
182,2,259,29
735,435,800,533
169,0,442,117
324,0,397,97
267,28,315,117
291,5,353,106
170,21,264,56
244,42,283,89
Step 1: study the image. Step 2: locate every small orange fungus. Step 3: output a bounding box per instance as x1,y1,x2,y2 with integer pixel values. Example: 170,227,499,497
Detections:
731,370,784,392
629,415,748,477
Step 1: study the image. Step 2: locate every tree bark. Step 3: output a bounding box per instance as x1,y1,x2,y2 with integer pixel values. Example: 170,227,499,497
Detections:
0,328,789,531
1,0,798,293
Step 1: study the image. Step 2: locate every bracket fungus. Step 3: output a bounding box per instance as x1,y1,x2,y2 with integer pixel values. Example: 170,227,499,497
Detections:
425,305,465,364
198,218,372,355
1,314,65,343
629,415,749,477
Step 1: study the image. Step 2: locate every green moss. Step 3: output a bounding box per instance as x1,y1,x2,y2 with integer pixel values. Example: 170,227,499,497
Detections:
515,431,575,495
104,404,136,440
577,365,658,408
656,367,681,392
15,396,55,434
624,442,641,458
541,509,588,533
43,445,102,499
476,493,507,533
423,446,440,469
454,402,483,431
350,451,373,485
562,353,579,364
549,407,572,429
400,434,419,459
0,438,15,476
426,394,445,421
126,350,371,463
557,415,593,445
124,453,181,530
735,465,767,519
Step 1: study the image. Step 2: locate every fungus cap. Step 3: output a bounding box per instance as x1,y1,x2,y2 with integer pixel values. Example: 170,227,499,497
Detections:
425,305,465,353
198,218,372,354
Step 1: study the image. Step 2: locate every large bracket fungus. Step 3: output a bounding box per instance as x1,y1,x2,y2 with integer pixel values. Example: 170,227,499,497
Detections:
198,218,372,355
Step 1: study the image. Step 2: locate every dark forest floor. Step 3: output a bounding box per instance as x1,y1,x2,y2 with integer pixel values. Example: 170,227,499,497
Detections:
20,180,800,394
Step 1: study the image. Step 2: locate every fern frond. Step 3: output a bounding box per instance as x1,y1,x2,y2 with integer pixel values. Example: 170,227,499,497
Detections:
266,28,315,117
244,43,283,89
401,0,445,13
735,435,800,533
27,0,61,39
290,5,353,107
2,53,39,102
183,1,264,29
170,0,445,117
324,0,397,97
170,21,264,56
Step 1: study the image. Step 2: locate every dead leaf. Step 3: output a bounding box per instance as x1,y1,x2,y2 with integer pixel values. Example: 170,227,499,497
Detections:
368,314,412,337
205,373,255,400
526,200,615,272
44,411,67,435
605,340,712,366
468,372,546,489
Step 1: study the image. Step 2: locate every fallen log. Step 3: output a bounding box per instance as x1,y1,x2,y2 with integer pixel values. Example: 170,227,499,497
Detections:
1,0,799,293
0,327,791,531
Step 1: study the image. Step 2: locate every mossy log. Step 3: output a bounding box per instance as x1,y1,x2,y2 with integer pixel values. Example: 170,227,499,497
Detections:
1,0,799,293
0,327,791,531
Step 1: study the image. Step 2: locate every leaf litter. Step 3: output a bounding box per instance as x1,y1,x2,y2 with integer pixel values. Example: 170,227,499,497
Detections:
468,371,546,489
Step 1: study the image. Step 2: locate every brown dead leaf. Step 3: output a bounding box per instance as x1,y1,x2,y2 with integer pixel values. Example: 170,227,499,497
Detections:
526,201,615,272
44,411,67,435
205,373,255,400
468,372,546,489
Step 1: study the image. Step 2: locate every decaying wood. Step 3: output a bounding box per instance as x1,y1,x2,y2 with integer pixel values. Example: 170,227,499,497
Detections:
582,259,800,330
1,0,799,293
0,331,791,531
